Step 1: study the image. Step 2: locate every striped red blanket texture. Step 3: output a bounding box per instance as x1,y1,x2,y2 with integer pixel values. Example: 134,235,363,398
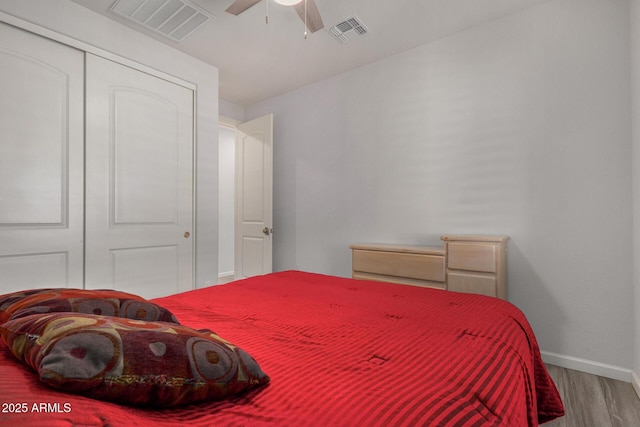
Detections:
0,270,563,426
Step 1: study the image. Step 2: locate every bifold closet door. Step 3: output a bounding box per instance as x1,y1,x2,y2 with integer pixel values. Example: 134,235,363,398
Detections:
0,22,85,293
84,54,194,299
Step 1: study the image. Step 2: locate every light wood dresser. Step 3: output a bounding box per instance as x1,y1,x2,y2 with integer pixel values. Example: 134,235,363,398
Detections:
350,243,446,289
350,235,509,300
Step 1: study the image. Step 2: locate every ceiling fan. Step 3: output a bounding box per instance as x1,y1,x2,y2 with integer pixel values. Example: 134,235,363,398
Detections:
226,0,324,34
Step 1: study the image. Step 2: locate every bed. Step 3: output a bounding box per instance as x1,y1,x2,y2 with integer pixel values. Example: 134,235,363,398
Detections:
0,270,564,426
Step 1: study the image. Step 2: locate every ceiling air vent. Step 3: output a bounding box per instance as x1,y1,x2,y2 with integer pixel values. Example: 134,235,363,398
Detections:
110,0,214,42
329,15,369,44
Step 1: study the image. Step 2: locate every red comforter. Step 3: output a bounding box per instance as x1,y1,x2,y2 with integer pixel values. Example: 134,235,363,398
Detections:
0,271,563,426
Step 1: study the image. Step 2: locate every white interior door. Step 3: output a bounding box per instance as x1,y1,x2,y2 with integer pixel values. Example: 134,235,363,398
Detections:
235,114,273,278
0,23,84,293
85,54,194,299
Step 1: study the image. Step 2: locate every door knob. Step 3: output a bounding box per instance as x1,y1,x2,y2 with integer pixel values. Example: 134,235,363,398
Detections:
184,231,190,238
262,227,273,236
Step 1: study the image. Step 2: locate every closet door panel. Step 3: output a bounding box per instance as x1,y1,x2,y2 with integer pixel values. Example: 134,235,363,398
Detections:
85,54,194,299
0,22,84,293
112,90,179,225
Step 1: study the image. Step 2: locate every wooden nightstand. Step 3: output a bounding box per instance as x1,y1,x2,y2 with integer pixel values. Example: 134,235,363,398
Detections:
441,235,509,300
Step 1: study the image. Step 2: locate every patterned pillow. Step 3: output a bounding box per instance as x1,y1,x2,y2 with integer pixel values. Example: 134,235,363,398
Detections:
0,312,270,407
0,289,179,324
0,288,54,319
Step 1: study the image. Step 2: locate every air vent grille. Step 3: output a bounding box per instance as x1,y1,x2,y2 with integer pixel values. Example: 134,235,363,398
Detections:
328,15,369,44
353,25,367,36
110,0,213,42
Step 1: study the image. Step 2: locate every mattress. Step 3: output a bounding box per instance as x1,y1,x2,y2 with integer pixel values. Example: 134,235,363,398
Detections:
0,270,564,426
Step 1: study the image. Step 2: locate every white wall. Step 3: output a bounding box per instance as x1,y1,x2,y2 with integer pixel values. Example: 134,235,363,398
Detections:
218,126,236,278
631,0,640,396
220,98,245,122
0,0,220,289
247,0,634,376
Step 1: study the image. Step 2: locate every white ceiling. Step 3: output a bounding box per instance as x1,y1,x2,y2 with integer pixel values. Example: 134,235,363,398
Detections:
71,0,551,107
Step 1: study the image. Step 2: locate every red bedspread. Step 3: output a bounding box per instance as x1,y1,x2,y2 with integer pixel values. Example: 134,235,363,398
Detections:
0,271,563,426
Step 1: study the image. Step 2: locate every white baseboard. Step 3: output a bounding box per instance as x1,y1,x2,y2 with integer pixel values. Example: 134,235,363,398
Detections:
541,351,632,383
632,371,640,399
218,271,235,284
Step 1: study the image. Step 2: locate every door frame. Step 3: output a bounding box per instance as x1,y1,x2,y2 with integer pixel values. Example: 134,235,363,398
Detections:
218,116,240,283
218,114,273,282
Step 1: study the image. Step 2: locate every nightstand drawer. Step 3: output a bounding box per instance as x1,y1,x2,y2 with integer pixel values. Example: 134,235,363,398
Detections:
352,249,445,283
447,271,496,297
447,242,496,273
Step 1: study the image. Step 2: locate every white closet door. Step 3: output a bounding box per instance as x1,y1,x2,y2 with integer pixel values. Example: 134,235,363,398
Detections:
85,54,194,299
0,23,84,293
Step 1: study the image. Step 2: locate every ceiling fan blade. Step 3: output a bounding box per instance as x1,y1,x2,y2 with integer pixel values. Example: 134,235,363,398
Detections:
226,0,262,15
293,0,324,33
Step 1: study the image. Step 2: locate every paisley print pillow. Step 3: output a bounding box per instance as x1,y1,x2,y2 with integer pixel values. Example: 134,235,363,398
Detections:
0,288,179,324
0,312,269,407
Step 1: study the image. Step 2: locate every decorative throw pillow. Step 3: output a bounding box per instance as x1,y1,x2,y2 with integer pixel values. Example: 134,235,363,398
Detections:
0,288,55,320
0,312,270,407
0,289,179,324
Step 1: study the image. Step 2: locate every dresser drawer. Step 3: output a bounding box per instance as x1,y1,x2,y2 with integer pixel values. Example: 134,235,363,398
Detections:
447,242,497,273
447,271,497,297
352,249,445,283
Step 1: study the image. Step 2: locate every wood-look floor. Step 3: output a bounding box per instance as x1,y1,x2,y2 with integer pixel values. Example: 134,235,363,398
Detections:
544,364,640,427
